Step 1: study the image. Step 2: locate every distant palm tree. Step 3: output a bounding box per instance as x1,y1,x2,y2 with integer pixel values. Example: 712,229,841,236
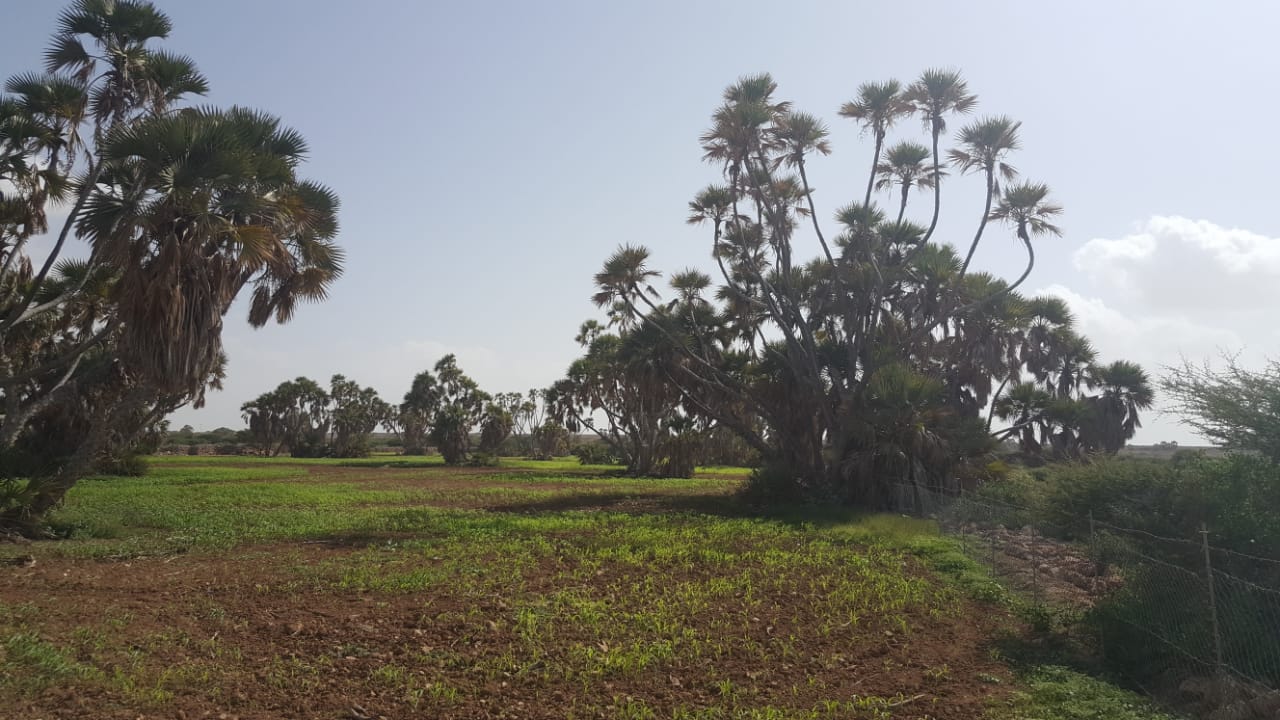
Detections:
874,141,939,223
904,69,977,243
839,80,911,205
949,116,1021,275
1090,360,1154,453
668,268,713,309
592,244,661,319
993,380,1051,454
1040,330,1096,399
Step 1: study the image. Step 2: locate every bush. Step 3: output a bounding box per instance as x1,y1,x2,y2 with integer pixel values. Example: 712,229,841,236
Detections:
975,455,1280,691
466,452,500,467
94,454,149,477
572,443,619,465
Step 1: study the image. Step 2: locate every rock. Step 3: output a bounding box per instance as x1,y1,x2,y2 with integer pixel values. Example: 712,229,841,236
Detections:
1248,692,1280,717
1179,675,1215,700
1207,700,1253,720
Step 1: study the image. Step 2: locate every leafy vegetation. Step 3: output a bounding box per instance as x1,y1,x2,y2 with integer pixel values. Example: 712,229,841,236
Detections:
1162,354,1280,461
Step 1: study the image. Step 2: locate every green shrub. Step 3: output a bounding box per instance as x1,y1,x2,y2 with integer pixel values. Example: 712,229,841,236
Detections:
976,455,1280,689
571,443,619,465
94,454,149,477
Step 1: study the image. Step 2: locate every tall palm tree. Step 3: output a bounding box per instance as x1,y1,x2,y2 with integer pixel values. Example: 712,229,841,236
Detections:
838,80,911,205
949,116,1022,275
874,141,940,223
986,181,1062,297
904,69,977,244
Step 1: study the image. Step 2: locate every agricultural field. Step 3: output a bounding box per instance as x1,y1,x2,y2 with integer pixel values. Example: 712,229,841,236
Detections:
1,457,1170,719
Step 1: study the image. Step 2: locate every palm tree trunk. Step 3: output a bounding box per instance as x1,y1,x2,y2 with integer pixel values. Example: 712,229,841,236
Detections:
1,385,150,535
950,225,1035,319
986,375,1011,432
959,167,994,276
1008,225,1036,295
921,119,943,245
896,183,909,223
864,131,883,206
797,160,836,266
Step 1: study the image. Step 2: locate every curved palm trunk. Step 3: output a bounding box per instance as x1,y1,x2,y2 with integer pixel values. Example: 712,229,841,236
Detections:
896,182,910,223
921,118,943,245
951,224,1035,319
986,375,1011,431
1,385,150,534
797,159,835,266
864,130,884,206
959,167,995,276
1008,225,1036,295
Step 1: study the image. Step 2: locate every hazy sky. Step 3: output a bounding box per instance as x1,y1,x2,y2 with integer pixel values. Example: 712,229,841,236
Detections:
6,1,1279,443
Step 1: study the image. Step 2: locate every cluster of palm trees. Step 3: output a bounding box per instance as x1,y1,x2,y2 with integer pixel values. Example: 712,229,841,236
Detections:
241,375,390,458
0,1,342,533
241,356,555,464
580,71,1150,506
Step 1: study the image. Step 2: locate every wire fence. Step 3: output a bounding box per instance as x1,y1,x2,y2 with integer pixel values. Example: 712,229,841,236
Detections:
894,483,1280,717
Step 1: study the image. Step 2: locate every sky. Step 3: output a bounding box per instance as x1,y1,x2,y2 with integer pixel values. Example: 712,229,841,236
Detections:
5,0,1280,444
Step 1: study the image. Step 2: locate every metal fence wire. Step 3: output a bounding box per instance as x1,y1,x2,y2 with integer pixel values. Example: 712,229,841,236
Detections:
894,482,1280,715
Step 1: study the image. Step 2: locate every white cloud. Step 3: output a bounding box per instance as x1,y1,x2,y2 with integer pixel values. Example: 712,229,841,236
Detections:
1073,216,1280,315
1032,214,1280,443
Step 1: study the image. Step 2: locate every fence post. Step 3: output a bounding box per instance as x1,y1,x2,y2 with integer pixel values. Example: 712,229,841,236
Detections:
1030,526,1039,599
1200,523,1225,673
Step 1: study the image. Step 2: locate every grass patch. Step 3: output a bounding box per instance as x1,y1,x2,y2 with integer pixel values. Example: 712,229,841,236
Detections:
0,457,1175,717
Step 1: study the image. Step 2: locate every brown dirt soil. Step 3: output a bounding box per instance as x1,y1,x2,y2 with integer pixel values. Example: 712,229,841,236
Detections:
3,542,1015,719
957,525,1123,607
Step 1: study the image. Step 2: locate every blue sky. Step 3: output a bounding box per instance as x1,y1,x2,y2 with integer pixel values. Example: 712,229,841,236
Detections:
6,0,1280,443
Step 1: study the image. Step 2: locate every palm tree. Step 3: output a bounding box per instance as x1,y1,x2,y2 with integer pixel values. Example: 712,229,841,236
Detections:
949,116,1022,275
2,0,208,338
874,141,940,223
993,381,1051,454
44,0,208,131
1091,360,1154,453
838,80,911,205
773,111,835,264
592,244,661,319
1038,329,1096,399
986,181,1062,297
78,107,343,397
669,269,713,309
904,69,976,244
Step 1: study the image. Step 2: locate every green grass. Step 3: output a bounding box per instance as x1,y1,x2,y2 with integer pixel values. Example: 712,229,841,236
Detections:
0,457,1174,718
992,666,1175,720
